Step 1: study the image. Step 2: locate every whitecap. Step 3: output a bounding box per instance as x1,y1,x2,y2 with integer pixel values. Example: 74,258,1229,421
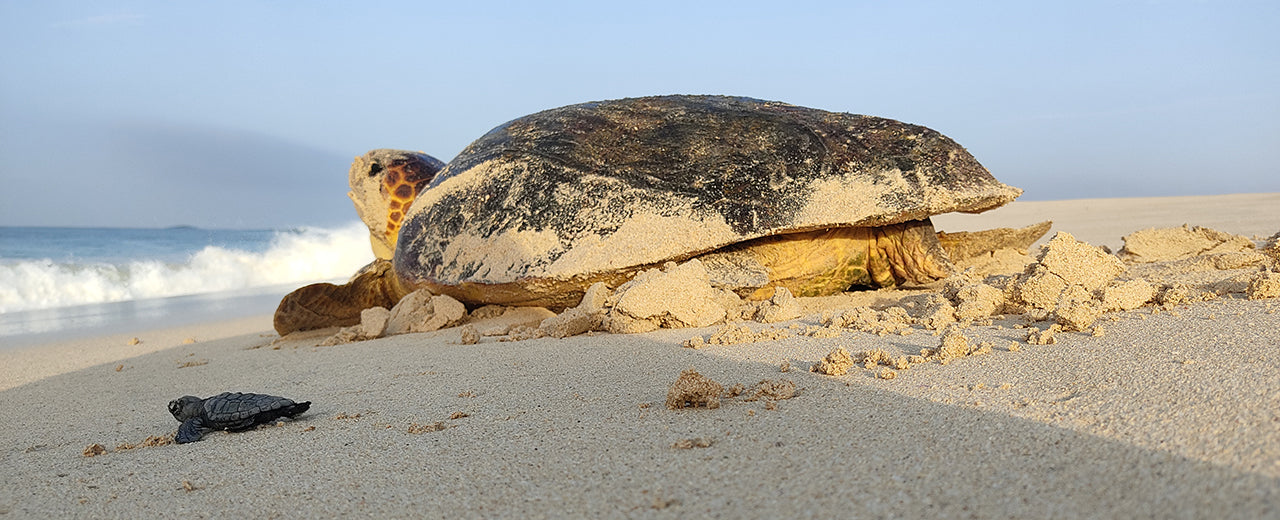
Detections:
0,222,374,313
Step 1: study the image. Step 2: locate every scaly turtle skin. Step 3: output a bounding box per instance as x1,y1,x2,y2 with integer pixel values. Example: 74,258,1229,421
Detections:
275,95,1024,334
348,149,446,260
274,151,444,333
169,392,311,444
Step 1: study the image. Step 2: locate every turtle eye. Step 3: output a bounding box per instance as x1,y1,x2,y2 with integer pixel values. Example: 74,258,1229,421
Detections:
368,163,384,177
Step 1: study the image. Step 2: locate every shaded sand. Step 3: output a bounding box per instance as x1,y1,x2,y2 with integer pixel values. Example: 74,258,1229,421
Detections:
2,194,1278,518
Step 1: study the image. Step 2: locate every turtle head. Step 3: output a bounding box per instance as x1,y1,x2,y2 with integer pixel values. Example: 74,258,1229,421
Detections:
348,149,446,259
169,396,204,422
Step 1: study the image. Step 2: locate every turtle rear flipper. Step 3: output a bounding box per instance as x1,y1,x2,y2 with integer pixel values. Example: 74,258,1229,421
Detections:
176,418,208,444
227,401,311,431
935,221,1053,262
870,219,955,287
248,401,311,428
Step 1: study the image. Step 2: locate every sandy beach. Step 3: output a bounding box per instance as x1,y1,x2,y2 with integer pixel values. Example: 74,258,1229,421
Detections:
2,193,1278,518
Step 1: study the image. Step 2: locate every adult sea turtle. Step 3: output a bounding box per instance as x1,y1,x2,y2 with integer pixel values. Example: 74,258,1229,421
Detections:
274,95,1024,335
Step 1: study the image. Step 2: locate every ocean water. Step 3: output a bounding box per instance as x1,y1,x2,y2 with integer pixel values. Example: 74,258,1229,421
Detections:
0,223,374,344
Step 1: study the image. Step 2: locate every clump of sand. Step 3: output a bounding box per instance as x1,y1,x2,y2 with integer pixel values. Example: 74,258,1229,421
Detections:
1101,280,1155,312
928,330,991,365
1026,324,1061,345
532,261,811,339
743,379,797,402
1115,226,1278,304
316,290,467,346
671,437,714,449
898,293,957,330
320,306,391,346
606,260,741,333
808,329,1005,381
952,282,1006,321
83,433,175,457
683,323,794,348
115,434,175,451
750,287,802,323
539,282,610,338
811,347,855,376
457,324,481,345
1248,271,1280,299
937,221,1050,277
387,290,467,335
471,307,556,339
407,421,450,434
666,369,725,409
1263,233,1280,263
824,306,913,335
1006,232,1124,330
1155,282,1217,306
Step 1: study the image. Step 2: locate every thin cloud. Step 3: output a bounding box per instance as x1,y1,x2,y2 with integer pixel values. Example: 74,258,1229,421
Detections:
49,14,145,28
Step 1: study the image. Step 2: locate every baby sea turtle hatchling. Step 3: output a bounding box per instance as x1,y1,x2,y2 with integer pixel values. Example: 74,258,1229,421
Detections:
275,95,1032,335
168,392,311,444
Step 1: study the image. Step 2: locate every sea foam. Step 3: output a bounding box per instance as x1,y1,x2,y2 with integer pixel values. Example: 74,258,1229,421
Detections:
0,223,375,313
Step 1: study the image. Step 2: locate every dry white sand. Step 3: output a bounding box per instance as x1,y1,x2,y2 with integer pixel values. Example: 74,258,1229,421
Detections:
1,194,1278,518
933,192,1280,251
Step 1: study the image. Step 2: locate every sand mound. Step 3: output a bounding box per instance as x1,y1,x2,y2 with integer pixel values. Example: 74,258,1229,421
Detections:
605,260,741,333
1119,225,1255,263
1005,232,1125,330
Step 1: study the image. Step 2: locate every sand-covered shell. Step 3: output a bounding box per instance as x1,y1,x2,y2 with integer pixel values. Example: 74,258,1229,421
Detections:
394,95,1020,306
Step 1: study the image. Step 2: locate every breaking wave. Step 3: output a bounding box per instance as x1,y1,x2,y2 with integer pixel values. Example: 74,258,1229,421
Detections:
0,223,375,313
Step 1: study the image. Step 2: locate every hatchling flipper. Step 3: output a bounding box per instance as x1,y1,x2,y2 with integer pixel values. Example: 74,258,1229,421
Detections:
168,392,311,444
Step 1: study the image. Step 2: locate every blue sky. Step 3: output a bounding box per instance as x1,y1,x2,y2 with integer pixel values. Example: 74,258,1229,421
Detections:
1,1,1276,228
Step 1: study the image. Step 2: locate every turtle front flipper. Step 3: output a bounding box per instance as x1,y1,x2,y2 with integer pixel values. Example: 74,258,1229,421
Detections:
273,259,408,335
176,418,208,444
